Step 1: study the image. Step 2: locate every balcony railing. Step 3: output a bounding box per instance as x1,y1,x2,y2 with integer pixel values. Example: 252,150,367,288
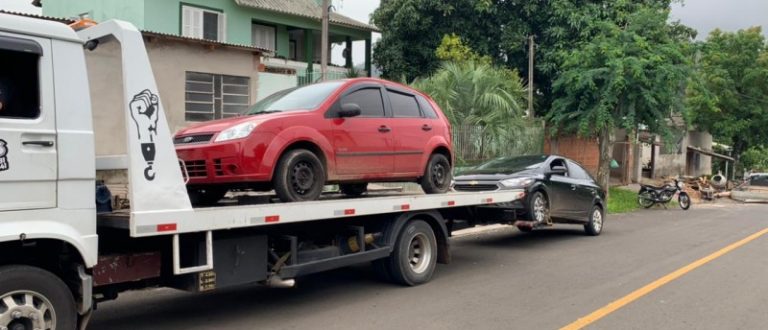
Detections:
261,57,366,86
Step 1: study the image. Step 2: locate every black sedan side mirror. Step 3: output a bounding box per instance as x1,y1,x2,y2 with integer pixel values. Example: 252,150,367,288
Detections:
338,103,362,118
548,165,567,176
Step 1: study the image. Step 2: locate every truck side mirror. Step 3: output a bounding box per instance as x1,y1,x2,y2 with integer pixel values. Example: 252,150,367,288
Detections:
338,103,362,118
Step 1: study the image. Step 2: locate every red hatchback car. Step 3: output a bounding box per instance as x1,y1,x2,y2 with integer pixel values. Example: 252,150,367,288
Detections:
175,78,453,204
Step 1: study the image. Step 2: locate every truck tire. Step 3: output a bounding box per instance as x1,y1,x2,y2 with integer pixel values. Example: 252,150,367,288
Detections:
0,265,77,330
340,183,368,197
420,153,452,194
376,220,437,286
273,149,326,202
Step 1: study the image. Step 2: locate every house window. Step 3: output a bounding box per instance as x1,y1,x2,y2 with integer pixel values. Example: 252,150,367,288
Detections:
252,23,275,51
181,5,226,42
185,72,250,122
0,37,41,120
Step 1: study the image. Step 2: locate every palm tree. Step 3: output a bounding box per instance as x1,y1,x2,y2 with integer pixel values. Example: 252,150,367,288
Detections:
412,61,530,164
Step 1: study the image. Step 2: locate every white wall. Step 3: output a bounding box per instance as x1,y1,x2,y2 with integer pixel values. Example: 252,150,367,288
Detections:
257,72,297,101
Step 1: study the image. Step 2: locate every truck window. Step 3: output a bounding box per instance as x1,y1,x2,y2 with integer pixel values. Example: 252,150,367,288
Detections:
0,40,41,120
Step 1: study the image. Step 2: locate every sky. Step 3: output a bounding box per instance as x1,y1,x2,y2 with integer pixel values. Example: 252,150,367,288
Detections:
1,0,766,58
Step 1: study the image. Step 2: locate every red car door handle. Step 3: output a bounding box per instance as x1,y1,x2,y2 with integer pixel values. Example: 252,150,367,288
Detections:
378,125,391,133
421,124,432,131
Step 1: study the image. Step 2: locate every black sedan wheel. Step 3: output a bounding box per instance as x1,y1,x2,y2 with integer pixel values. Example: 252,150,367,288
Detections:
584,205,604,236
529,191,549,224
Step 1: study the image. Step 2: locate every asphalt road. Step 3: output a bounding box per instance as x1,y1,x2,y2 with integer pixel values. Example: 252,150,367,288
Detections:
89,203,768,330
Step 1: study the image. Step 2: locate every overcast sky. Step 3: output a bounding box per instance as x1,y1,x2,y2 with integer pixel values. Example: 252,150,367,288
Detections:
1,0,765,59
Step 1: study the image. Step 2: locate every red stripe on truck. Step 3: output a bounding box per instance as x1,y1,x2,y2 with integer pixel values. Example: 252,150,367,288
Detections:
265,215,280,223
344,209,356,215
157,223,177,232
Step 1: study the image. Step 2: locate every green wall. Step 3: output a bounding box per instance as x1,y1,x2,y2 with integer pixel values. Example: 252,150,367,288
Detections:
43,0,146,28
45,0,371,58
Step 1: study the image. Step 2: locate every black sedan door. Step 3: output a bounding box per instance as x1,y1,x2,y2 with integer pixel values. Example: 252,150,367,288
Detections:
545,158,575,218
566,160,599,221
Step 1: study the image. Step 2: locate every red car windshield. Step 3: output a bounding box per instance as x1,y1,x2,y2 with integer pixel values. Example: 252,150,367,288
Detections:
247,81,345,114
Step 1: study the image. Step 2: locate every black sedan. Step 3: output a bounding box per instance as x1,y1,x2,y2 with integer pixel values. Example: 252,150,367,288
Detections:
453,154,606,235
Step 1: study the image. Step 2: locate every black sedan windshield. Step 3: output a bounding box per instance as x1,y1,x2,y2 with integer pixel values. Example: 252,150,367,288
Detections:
248,81,345,114
470,155,548,174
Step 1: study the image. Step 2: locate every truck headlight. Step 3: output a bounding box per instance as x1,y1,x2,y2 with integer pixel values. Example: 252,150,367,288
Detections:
214,122,257,142
500,177,534,188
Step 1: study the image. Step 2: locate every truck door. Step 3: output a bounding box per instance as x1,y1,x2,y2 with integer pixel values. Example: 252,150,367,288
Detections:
0,34,57,211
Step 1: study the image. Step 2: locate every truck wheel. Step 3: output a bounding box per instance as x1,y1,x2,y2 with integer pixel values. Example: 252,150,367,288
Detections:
0,265,77,330
420,153,452,194
274,149,326,202
340,183,368,197
188,187,227,206
377,220,438,286
584,205,604,236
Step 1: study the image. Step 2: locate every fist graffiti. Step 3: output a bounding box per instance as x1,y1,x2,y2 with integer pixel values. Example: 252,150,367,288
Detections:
129,89,160,141
129,90,161,181
0,140,6,158
0,139,8,172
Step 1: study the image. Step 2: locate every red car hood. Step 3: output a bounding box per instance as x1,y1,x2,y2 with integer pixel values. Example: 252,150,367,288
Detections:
175,112,300,136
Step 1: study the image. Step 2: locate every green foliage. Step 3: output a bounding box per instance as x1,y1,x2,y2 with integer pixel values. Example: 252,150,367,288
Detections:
607,186,639,214
345,66,361,78
547,6,691,189
548,7,690,137
435,34,492,65
371,0,500,81
687,27,768,156
411,61,532,163
740,146,768,172
373,0,683,116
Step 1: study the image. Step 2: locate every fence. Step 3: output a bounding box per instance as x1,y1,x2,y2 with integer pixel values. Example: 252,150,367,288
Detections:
297,70,349,86
452,120,545,167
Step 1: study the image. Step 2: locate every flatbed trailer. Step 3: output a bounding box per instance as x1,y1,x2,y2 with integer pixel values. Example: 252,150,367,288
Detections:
0,15,528,330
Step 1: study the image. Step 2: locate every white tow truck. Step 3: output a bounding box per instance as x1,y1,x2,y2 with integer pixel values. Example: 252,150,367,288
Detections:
0,14,526,329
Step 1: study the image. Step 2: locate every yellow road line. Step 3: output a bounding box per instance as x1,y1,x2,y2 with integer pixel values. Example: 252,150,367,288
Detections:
561,227,768,330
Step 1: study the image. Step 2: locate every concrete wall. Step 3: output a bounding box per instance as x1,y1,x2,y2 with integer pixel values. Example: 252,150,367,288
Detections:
84,37,260,156
256,72,298,101
687,131,713,176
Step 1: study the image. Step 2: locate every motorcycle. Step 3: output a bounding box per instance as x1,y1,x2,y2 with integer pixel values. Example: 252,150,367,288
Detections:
637,179,691,210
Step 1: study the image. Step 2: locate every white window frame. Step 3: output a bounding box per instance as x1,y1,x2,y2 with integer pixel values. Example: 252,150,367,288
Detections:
181,5,226,42
251,23,276,51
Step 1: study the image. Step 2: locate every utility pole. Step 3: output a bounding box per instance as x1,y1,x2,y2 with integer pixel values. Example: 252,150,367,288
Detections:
320,0,330,81
528,35,535,118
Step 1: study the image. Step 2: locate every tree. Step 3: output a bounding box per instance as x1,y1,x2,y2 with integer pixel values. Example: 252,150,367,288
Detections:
687,27,768,162
371,0,499,81
412,61,528,163
373,0,681,117
547,6,691,190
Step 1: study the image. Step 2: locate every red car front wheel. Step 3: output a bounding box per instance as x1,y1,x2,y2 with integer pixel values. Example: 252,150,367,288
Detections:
274,149,326,202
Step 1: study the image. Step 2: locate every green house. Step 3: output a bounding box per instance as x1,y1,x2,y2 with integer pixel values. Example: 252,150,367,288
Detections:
42,0,378,80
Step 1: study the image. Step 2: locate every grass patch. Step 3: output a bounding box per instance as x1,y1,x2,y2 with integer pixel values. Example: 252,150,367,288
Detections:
607,186,639,214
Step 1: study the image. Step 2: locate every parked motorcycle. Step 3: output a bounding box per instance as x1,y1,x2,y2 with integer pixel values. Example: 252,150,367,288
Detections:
637,179,691,210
